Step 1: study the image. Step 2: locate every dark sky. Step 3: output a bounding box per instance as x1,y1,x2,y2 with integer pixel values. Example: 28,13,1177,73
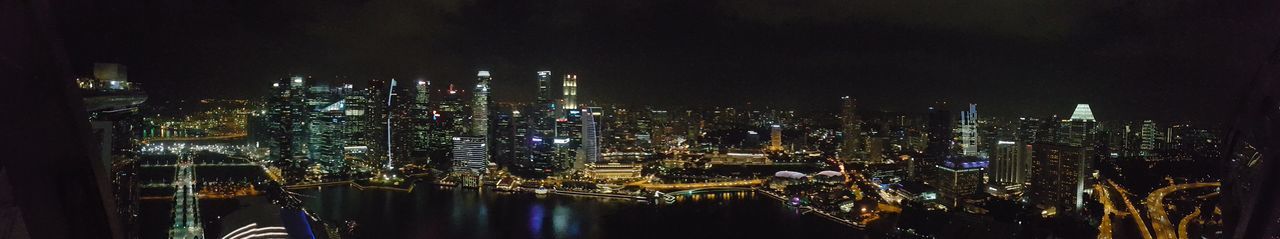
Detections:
56,0,1280,122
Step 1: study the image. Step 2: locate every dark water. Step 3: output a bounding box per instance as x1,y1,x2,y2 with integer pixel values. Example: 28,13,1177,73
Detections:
298,185,869,239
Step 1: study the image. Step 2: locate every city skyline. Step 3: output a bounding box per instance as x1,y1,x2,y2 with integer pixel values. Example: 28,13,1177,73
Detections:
7,1,1280,238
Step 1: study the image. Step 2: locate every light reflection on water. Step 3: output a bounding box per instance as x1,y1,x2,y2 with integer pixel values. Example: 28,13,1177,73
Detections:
297,184,865,239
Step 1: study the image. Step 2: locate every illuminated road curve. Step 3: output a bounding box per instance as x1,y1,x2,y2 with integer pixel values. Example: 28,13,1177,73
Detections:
1145,182,1219,239
1095,184,1119,239
1110,180,1154,239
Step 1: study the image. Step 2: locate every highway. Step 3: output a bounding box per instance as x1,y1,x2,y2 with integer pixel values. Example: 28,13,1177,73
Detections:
1144,182,1219,239
1094,183,1119,239
1109,180,1154,239
1177,207,1201,239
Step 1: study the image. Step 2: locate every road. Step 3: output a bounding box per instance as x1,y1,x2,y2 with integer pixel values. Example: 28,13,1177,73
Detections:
1144,182,1219,239
1110,180,1154,239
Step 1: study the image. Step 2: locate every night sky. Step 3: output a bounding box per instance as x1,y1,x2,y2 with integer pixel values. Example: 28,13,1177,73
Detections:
55,0,1280,122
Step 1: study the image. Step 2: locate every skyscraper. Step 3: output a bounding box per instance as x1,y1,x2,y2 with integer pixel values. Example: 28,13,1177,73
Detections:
921,102,954,181
473,71,491,137
1029,143,1088,211
412,80,433,159
536,71,555,119
840,96,864,161
769,124,783,152
267,76,310,183
451,136,487,173
989,140,1027,186
1139,120,1157,157
580,107,602,165
1060,104,1098,148
959,104,980,157
562,74,578,112
932,156,987,208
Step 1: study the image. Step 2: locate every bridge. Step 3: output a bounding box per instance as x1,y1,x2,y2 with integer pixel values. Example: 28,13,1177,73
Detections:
629,179,764,191
141,162,255,168
662,187,755,196
169,154,205,239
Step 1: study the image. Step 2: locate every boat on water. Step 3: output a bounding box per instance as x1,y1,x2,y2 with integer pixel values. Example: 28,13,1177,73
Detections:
534,188,550,195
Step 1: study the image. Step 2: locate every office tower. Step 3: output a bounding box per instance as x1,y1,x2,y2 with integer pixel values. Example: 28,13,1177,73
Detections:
840,96,865,161
554,109,583,171
1060,104,1098,148
342,85,369,146
311,101,347,174
365,78,412,171
492,108,519,167
562,74,578,111
919,102,954,181
1139,120,1157,157
411,80,433,158
435,84,466,144
1029,143,1088,211
959,104,980,157
989,140,1027,186
451,136,487,173
769,124,783,151
473,71,491,137
267,76,310,183
932,156,987,208
863,136,885,162
580,107,602,164
536,71,555,119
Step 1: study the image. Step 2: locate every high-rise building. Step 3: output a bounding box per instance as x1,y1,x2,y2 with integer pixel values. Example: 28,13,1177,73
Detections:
768,124,783,151
931,156,987,208
959,104,980,157
412,80,433,159
989,140,1028,186
562,74,577,111
365,78,412,171
311,100,347,174
1060,104,1098,148
473,71,491,137
921,102,954,181
434,84,467,145
580,107,602,165
267,76,310,183
451,136,487,173
536,71,555,119
840,96,865,161
1029,143,1088,211
1139,120,1157,157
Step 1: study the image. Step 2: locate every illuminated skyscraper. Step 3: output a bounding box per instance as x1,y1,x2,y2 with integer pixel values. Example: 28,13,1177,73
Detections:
1139,120,1157,157
536,71,555,118
959,104,980,157
580,107,602,164
473,71,491,137
562,74,577,111
412,80,432,158
840,96,864,161
769,124,783,151
451,136,487,173
1060,104,1098,148
989,140,1028,186
932,156,987,208
267,76,310,183
1029,143,1088,211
